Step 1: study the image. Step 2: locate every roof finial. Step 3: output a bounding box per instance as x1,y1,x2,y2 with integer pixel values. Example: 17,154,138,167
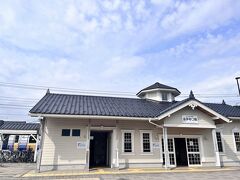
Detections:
222,99,226,105
189,90,195,99
46,89,50,94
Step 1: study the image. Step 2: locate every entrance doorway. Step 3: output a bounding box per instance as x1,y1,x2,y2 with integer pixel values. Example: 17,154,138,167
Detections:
89,131,111,168
174,138,188,166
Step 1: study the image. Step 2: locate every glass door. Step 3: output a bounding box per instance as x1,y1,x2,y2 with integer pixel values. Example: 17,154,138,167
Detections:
186,138,201,165
162,138,176,166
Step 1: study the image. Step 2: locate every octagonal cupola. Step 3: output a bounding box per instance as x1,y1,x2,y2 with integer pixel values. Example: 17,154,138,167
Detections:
136,82,180,102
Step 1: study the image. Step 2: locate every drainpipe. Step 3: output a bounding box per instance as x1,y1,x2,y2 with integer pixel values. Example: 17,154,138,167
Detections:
149,118,169,170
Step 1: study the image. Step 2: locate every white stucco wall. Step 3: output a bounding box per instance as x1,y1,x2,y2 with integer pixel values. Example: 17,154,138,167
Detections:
217,121,240,166
39,118,219,169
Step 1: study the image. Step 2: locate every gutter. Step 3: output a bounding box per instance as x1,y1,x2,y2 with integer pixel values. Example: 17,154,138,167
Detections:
229,117,240,120
29,113,150,121
148,118,163,129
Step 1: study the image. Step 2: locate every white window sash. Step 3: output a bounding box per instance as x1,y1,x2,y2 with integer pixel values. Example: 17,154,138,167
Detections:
140,130,153,153
216,131,225,153
232,129,240,152
121,130,135,153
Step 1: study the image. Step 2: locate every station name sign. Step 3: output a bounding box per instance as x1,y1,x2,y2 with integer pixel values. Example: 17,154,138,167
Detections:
182,115,198,124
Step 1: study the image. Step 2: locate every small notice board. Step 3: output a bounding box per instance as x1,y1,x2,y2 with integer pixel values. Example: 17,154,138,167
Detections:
77,141,87,149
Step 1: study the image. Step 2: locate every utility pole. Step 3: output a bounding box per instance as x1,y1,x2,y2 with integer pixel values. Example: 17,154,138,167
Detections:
236,77,240,96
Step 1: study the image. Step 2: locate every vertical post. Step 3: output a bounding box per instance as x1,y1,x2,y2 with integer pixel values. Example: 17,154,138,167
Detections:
34,134,39,162
212,129,221,167
163,127,169,169
115,121,119,169
85,121,90,171
236,77,240,96
37,118,45,172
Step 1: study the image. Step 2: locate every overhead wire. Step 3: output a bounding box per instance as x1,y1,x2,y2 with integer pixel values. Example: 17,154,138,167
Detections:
0,81,239,98
0,81,239,114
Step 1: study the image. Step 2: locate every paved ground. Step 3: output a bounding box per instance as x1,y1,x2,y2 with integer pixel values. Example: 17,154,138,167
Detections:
1,163,240,180
0,163,34,180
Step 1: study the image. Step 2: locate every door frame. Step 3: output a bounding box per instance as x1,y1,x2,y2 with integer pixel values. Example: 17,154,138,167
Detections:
174,138,188,166
89,126,116,168
159,134,203,167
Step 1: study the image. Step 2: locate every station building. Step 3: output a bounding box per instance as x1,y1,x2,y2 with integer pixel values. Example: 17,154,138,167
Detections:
29,82,240,171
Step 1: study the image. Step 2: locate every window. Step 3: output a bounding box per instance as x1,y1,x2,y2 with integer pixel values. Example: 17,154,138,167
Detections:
72,129,80,136
122,131,134,153
62,129,70,136
141,131,152,153
162,92,168,101
29,135,37,143
216,132,223,152
234,132,240,152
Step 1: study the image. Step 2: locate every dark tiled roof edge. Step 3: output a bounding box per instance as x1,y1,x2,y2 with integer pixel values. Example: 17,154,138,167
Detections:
0,120,40,130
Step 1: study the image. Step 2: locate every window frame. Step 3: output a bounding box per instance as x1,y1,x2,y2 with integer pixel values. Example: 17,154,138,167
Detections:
121,130,135,154
161,92,168,101
61,129,71,136
186,138,201,166
232,128,240,153
72,129,81,137
216,130,225,153
140,130,153,154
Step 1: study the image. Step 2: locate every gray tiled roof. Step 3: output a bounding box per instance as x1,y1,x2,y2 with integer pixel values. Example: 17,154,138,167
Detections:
204,103,240,117
29,93,240,118
30,93,175,118
0,120,40,130
137,82,181,95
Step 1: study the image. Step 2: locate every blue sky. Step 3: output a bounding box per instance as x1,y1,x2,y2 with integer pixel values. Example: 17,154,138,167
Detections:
0,0,240,121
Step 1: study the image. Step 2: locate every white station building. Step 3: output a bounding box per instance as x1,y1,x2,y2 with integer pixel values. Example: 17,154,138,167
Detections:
29,82,240,171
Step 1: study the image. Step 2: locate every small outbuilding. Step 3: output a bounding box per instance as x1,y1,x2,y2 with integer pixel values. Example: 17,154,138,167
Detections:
0,120,40,162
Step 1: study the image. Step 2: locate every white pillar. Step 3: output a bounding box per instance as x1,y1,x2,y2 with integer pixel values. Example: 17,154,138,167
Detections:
37,118,45,172
163,127,170,169
212,129,221,167
34,134,39,162
114,121,119,169
85,122,90,171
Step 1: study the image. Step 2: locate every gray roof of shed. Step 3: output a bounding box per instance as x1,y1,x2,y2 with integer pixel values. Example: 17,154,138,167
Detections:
29,93,240,118
0,120,40,130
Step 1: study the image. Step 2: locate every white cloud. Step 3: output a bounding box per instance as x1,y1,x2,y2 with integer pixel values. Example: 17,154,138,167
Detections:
0,0,240,121
102,56,145,78
151,0,174,7
161,0,240,37
192,72,240,94
0,6,16,32
101,0,121,11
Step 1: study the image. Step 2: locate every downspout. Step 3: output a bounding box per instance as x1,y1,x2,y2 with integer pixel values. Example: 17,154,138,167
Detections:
148,118,169,169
